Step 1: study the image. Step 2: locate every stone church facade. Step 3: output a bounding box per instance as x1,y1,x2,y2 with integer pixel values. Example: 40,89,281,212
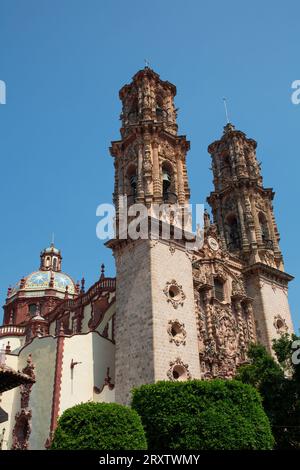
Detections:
0,67,294,449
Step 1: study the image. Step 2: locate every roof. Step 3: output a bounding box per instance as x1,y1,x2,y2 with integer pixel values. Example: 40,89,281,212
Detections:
0,364,35,393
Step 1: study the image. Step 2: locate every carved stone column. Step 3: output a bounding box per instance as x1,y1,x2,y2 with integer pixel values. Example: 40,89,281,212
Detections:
237,198,249,249
176,151,185,205
152,139,160,199
251,196,262,244
136,143,144,199
266,201,280,252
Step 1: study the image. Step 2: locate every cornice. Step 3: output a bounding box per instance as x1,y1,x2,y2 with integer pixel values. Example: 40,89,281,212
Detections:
243,262,294,283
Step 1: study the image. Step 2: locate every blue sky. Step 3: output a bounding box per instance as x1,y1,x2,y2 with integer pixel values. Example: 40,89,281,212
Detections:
0,0,299,330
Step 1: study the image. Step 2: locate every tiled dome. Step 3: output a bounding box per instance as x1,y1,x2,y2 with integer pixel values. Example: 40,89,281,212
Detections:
26,271,75,293
9,271,76,297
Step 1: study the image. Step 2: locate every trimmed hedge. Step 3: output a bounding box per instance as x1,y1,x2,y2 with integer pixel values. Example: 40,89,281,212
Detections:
131,379,274,450
51,402,147,450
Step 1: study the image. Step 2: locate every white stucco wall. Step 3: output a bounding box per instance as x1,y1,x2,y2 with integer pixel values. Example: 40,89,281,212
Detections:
1,336,57,450
23,337,57,450
0,335,25,353
59,332,115,414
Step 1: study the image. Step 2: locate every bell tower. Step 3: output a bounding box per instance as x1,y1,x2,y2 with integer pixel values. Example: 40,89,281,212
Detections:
207,123,294,351
108,67,201,404
110,67,191,216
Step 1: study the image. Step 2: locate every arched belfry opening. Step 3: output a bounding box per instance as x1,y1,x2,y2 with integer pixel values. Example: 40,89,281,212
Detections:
126,164,137,204
162,161,177,203
258,212,272,248
226,214,241,251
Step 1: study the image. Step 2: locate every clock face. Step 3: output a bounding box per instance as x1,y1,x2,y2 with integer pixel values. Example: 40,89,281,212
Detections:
208,236,219,251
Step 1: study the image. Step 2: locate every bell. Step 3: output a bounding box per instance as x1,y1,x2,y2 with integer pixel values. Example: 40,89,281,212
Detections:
162,171,171,188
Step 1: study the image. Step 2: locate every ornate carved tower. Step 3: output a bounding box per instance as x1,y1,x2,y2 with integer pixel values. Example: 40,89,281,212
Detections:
110,67,190,216
108,67,201,404
207,123,294,351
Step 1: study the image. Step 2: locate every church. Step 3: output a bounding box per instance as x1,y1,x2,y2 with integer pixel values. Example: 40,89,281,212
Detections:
0,67,294,450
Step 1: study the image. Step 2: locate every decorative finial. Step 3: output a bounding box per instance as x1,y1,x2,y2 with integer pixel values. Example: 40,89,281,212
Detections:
49,271,54,288
51,232,55,247
64,285,69,299
7,286,12,297
100,263,105,280
223,97,230,124
144,58,150,68
81,277,85,293
223,122,236,134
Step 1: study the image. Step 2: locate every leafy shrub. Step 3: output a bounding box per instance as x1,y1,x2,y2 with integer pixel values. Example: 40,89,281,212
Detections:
51,402,147,450
237,336,300,449
131,379,274,450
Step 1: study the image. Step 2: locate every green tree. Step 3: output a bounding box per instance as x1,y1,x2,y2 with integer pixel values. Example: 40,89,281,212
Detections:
51,402,147,450
131,379,274,450
237,334,300,449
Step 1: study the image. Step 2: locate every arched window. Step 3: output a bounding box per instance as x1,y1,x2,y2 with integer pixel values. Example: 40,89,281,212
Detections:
220,154,232,182
226,215,241,251
214,278,224,301
259,212,271,247
53,257,57,271
126,165,137,204
46,256,50,267
162,161,176,203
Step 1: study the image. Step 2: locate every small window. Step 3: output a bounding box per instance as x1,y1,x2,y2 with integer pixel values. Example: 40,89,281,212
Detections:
214,279,224,301
168,284,180,299
172,365,187,381
276,318,284,330
29,304,37,315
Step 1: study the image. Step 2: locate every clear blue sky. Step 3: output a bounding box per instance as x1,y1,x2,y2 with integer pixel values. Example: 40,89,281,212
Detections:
0,0,299,330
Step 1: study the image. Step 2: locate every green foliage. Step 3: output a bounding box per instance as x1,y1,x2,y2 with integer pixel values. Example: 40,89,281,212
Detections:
237,334,300,449
51,402,147,450
131,379,274,450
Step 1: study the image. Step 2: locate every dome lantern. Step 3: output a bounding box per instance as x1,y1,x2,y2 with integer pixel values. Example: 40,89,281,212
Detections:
40,243,62,272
